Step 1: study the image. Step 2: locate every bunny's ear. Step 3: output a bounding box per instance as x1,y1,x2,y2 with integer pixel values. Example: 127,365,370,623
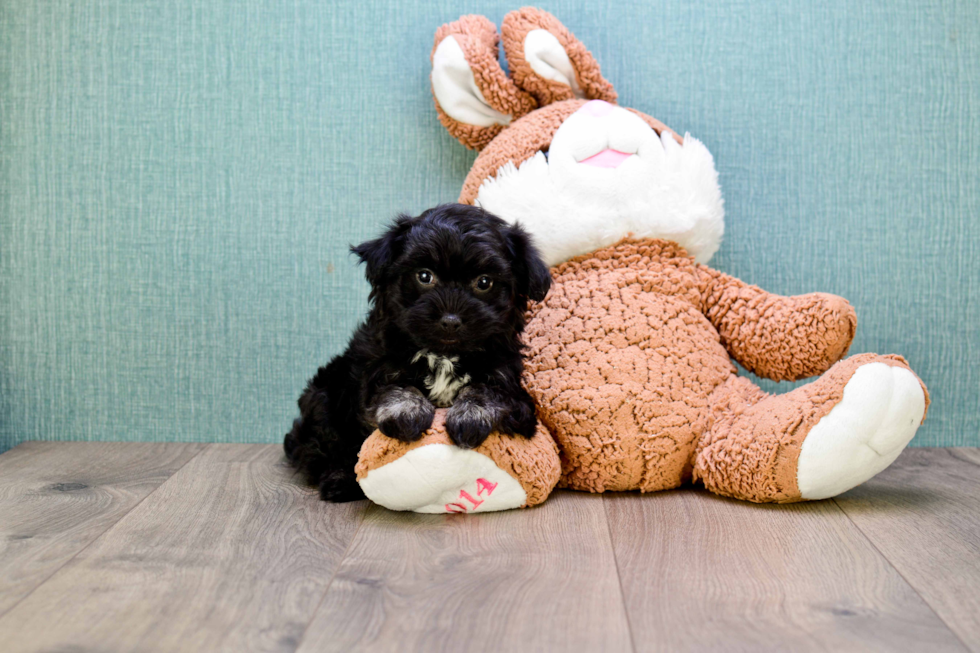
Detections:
431,15,537,151
501,8,617,107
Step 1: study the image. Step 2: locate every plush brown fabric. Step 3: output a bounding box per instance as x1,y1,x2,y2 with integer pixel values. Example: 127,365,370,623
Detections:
694,353,929,503
407,9,930,509
431,15,537,151
431,10,679,178
698,267,857,381
356,410,561,508
524,239,735,492
358,238,927,506
457,100,680,205
500,7,617,106
522,238,895,500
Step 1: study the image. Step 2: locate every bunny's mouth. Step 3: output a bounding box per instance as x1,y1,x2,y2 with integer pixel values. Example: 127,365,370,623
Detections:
578,148,633,169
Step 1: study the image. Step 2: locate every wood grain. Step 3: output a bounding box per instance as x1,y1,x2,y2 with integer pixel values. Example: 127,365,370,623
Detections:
0,441,204,616
604,487,966,652
0,443,367,653
835,448,980,651
297,490,633,653
3,444,977,652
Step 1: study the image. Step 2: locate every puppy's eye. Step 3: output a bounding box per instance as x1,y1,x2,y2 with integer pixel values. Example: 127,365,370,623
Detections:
416,269,436,286
473,275,493,292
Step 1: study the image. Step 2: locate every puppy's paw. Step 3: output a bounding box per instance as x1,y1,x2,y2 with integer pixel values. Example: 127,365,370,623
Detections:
318,469,366,503
379,411,434,443
446,399,495,449
499,398,538,438
374,386,435,443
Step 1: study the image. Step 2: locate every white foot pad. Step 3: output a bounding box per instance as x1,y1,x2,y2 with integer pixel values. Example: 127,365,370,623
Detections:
358,444,527,514
797,363,926,500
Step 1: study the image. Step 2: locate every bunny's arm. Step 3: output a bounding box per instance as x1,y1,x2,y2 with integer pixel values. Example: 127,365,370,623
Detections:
697,265,857,382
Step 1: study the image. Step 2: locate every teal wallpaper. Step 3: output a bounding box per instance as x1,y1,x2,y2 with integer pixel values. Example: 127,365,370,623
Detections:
1,0,977,452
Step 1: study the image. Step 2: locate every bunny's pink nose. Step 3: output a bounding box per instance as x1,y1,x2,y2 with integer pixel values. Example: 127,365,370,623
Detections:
578,100,615,118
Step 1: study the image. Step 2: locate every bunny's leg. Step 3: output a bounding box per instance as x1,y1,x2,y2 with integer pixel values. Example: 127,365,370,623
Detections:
694,354,928,503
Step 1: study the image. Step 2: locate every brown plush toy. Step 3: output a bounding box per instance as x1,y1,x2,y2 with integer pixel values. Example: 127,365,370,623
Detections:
356,8,929,512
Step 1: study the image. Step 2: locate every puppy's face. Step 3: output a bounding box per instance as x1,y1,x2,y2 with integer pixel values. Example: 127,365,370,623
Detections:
352,204,551,354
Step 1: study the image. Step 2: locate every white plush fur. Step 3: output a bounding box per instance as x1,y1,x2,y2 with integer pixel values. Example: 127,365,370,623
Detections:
359,444,527,513
797,363,926,500
431,36,511,128
524,29,585,98
475,104,725,265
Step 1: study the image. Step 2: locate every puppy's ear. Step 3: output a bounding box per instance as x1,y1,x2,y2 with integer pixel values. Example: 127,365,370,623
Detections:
505,223,551,302
351,215,413,287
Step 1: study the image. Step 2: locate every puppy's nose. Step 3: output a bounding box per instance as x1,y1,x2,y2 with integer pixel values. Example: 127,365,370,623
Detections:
440,314,462,333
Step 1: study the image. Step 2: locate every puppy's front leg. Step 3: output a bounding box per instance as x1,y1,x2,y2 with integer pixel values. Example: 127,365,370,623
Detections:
446,384,536,449
369,385,435,443
496,384,538,439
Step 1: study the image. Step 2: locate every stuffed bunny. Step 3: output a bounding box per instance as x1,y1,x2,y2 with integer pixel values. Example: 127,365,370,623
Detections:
355,8,928,512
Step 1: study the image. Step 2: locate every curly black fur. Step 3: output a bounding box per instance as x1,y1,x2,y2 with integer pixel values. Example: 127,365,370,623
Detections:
284,204,551,502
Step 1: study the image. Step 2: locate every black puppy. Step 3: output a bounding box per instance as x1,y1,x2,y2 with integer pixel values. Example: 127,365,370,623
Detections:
284,204,552,502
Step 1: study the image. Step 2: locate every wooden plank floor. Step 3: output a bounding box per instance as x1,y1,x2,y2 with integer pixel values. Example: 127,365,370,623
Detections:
0,444,977,652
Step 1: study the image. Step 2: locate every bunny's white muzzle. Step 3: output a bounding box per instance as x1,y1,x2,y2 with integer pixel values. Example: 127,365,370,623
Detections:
475,100,725,266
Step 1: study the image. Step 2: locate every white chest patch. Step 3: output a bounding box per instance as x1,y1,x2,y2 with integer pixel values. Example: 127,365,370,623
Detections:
412,350,471,407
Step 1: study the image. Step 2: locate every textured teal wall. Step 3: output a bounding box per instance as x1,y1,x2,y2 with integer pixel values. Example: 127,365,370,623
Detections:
1,0,977,452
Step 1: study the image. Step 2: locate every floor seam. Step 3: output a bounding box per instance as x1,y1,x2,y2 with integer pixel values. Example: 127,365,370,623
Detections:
948,447,980,468
830,496,972,652
0,442,210,622
602,494,639,653
290,501,370,652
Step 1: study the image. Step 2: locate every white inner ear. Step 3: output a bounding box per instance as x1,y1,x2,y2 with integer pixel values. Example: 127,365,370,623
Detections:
524,29,585,99
431,36,511,128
